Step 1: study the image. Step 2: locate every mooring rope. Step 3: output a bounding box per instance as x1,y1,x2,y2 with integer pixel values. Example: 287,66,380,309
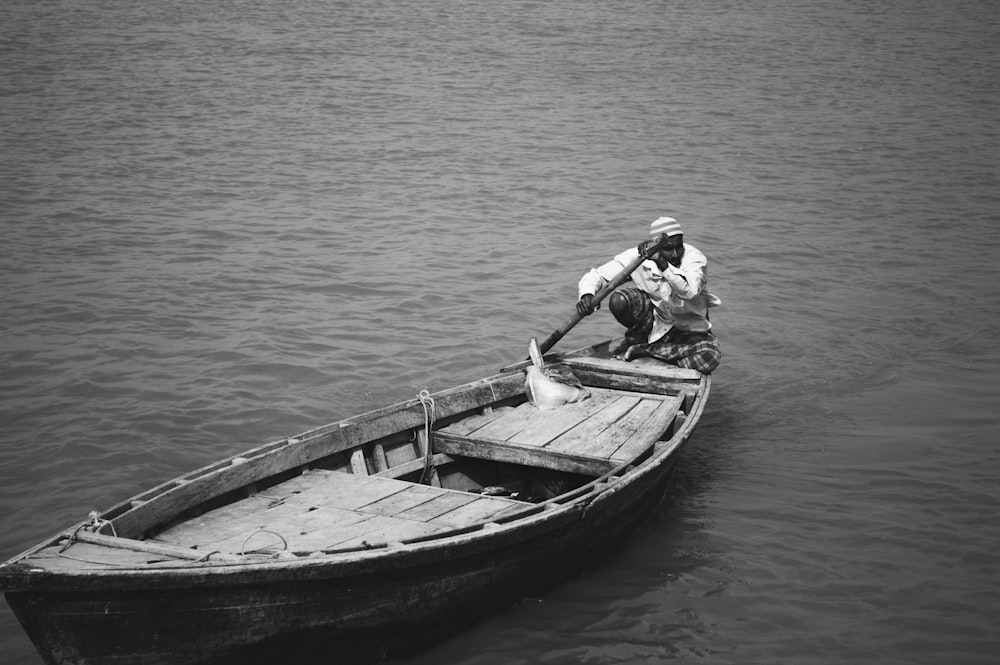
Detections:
417,389,436,485
87,510,118,537
59,511,118,553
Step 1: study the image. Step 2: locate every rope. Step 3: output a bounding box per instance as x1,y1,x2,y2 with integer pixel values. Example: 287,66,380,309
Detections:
87,510,118,537
417,389,436,484
193,550,224,562
240,529,288,556
60,511,118,553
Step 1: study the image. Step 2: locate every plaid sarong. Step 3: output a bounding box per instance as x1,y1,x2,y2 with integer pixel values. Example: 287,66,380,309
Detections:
609,287,721,374
646,327,722,374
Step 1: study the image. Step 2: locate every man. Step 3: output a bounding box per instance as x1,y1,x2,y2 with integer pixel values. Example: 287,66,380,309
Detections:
575,216,722,373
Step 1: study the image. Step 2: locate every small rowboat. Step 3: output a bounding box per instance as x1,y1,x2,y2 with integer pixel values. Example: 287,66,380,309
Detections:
1,335,709,664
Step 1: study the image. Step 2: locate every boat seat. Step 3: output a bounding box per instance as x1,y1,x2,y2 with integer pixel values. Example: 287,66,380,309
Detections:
434,388,683,476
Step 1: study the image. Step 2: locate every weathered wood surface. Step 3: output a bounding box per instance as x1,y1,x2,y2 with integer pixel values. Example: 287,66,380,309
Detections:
148,470,524,555
66,532,244,563
560,355,703,380
372,453,455,479
431,434,620,476
22,531,251,574
435,389,684,474
503,351,701,400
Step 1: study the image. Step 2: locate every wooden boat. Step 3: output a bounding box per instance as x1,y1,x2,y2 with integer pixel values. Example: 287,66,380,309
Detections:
0,341,709,665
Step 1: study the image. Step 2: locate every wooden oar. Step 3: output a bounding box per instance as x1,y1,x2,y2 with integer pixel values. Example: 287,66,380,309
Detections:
537,242,656,355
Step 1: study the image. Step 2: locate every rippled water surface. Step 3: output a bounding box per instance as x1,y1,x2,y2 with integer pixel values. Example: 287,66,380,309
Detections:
2,1,999,663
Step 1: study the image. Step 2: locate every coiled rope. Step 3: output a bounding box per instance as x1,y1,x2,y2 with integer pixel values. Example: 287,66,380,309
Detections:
240,529,288,556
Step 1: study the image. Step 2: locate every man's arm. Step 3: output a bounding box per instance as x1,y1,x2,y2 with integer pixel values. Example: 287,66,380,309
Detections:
662,247,707,299
578,248,640,297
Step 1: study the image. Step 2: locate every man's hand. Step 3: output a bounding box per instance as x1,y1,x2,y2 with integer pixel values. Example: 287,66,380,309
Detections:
638,233,666,259
576,294,598,316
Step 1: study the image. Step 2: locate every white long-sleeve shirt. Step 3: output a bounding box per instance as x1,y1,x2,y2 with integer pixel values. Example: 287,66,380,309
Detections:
578,244,721,340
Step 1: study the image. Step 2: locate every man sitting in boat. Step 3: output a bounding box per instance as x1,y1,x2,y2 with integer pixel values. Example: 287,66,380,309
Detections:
575,216,722,374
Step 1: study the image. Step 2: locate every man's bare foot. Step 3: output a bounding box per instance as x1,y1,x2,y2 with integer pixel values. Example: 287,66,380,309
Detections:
614,344,650,362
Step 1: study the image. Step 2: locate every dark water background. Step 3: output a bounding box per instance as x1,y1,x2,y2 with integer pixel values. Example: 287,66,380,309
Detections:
2,1,998,663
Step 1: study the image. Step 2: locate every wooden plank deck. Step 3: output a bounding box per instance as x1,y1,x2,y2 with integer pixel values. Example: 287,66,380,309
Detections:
434,387,683,475
150,470,524,555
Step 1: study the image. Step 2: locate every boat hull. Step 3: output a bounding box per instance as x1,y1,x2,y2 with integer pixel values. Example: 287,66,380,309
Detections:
1,345,709,665
7,456,679,665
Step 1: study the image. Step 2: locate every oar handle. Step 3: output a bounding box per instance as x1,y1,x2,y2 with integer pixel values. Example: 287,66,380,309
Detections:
537,249,650,355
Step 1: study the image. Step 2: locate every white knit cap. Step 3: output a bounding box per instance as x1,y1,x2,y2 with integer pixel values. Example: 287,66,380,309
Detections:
650,216,682,237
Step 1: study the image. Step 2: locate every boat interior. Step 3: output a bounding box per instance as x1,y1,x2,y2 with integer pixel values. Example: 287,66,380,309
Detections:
20,352,705,569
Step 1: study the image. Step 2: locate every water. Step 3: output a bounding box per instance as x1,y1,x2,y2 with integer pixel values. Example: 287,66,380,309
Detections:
2,0,999,663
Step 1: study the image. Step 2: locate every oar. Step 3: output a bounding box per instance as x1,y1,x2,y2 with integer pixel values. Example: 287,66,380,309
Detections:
536,237,661,355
